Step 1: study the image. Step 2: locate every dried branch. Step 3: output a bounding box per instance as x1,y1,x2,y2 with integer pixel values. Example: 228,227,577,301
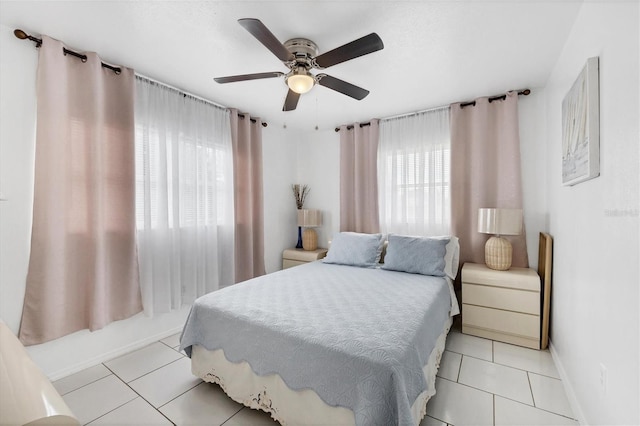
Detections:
291,184,310,209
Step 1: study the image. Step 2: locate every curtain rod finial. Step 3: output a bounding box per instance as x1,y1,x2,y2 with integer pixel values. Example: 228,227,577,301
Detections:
14,29,28,39
14,29,42,46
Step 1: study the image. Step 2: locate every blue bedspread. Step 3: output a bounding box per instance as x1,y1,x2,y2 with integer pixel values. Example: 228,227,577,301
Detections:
180,261,454,425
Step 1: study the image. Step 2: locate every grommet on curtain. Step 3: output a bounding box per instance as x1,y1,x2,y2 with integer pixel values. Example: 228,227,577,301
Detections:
62,47,88,63
488,95,507,103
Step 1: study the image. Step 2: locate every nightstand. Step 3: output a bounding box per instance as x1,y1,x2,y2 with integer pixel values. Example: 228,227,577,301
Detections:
462,262,541,349
282,248,328,270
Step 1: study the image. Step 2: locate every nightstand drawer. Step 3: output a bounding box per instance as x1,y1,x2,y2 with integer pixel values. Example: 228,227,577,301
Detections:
283,259,307,269
463,283,540,315
462,263,540,291
462,304,540,339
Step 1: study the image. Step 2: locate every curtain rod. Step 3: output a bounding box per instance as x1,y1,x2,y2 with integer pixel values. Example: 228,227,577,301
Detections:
136,73,267,127
334,88,531,132
459,88,530,108
14,29,122,74
14,28,268,128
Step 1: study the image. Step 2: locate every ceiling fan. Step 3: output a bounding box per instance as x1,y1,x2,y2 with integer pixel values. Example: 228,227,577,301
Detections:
214,18,384,111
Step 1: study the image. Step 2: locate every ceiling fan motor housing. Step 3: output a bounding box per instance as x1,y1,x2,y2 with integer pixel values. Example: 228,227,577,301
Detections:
284,38,319,66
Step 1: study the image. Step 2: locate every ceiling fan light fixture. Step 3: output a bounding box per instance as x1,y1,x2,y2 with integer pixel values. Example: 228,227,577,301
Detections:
286,68,315,94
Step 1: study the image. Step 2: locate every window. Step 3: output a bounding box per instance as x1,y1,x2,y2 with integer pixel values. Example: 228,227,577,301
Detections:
378,107,451,236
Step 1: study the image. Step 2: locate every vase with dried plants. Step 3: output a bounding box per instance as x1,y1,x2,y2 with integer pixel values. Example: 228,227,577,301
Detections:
292,184,310,248
292,184,310,210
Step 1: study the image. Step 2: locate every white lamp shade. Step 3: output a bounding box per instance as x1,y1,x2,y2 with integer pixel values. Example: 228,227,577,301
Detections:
478,208,522,236
297,209,322,227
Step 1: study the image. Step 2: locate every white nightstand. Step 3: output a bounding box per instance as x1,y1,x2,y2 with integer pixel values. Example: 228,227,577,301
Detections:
462,262,541,349
282,248,328,270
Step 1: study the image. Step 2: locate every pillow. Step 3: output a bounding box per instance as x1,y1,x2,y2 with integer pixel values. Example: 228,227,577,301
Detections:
381,234,450,277
323,232,385,268
376,235,459,278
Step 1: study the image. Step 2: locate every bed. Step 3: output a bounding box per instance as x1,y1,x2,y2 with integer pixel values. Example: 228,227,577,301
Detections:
180,232,460,426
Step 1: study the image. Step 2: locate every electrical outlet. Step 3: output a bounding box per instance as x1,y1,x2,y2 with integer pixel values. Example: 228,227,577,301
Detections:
599,363,607,394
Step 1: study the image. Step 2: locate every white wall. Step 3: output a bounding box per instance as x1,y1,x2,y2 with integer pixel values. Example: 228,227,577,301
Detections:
0,24,36,337
517,91,548,268
262,126,298,273
295,128,341,248
543,2,639,424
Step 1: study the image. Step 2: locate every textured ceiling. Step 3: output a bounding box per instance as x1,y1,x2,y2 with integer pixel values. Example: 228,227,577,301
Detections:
0,1,582,131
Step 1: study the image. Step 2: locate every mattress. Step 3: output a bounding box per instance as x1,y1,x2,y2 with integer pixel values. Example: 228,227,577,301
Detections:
180,261,458,425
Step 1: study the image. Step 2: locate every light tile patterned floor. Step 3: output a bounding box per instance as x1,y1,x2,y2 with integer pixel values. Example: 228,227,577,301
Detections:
54,325,577,425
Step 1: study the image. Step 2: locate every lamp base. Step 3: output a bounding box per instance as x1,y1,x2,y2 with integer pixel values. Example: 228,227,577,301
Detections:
296,226,303,249
302,228,318,251
485,236,513,271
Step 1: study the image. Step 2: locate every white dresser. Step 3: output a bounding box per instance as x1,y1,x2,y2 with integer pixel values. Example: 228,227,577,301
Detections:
462,262,541,349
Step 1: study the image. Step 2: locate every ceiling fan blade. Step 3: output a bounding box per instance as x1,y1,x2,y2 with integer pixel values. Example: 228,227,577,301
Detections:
238,18,295,63
282,89,301,111
313,33,384,69
214,72,284,84
316,74,369,100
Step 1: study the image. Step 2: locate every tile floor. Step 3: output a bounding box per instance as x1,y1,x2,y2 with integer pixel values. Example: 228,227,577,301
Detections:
54,326,577,426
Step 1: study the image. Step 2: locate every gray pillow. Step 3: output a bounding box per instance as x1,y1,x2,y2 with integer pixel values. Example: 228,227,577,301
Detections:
381,234,450,276
323,232,385,268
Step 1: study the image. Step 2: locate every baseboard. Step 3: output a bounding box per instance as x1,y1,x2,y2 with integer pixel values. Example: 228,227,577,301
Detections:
47,326,184,382
549,339,587,425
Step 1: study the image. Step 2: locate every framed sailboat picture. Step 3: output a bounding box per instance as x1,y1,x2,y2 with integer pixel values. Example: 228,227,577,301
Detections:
562,56,600,186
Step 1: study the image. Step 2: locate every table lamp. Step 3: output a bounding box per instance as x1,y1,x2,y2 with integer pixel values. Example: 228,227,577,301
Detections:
298,209,322,251
478,208,523,270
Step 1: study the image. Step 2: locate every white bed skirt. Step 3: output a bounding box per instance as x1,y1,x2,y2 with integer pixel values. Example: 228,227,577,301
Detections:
191,316,452,425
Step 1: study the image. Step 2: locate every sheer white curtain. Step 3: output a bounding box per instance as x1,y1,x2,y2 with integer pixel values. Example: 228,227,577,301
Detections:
135,76,234,315
378,107,451,236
